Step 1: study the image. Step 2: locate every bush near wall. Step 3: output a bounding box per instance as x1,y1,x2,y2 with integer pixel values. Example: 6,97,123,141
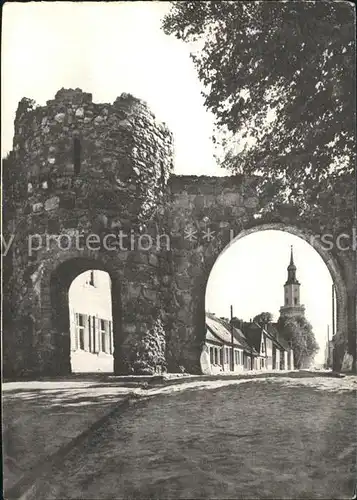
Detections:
122,319,167,375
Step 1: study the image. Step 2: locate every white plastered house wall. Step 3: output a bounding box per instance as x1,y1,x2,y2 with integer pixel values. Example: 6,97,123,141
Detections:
69,270,114,373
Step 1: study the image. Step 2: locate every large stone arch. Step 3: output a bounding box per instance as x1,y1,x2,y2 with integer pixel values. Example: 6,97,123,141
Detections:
207,223,347,323
213,224,347,360
3,89,355,376
166,176,355,374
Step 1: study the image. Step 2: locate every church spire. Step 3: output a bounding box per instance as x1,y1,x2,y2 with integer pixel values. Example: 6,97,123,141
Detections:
290,245,295,266
286,245,299,285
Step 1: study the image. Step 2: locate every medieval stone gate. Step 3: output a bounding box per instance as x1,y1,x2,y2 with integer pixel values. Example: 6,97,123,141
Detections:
3,89,355,377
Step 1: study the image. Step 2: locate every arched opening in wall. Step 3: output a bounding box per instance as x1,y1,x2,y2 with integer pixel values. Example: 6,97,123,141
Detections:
203,227,345,375
50,258,122,375
69,270,114,373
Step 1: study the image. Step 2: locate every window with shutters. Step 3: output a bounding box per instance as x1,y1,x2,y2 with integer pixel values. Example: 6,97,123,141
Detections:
109,321,113,354
76,313,85,351
100,318,109,353
210,346,214,364
214,347,219,365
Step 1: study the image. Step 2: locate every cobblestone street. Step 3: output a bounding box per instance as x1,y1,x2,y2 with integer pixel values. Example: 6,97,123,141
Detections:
18,374,356,500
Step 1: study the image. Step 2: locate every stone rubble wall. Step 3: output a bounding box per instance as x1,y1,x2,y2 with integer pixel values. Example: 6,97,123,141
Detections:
13,88,173,217
164,174,355,373
4,89,174,377
163,175,262,372
2,89,355,376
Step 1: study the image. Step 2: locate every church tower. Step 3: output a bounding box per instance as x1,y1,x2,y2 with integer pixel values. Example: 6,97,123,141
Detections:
279,246,305,318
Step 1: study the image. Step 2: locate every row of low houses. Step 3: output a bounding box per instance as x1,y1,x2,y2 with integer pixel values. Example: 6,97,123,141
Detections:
202,313,294,374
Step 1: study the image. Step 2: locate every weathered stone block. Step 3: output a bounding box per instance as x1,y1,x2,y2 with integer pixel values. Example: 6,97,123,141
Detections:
176,290,192,306
32,202,43,213
231,206,246,217
148,254,159,267
118,119,132,130
217,192,241,206
44,196,60,211
194,195,205,210
175,275,192,290
126,282,141,299
173,194,192,210
123,323,137,334
142,288,158,302
94,115,104,125
115,248,129,262
244,196,259,208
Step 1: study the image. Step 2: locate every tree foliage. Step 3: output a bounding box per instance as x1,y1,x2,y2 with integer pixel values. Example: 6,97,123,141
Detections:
253,312,273,325
230,316,244,328
163,1,355,227
278,314,319,369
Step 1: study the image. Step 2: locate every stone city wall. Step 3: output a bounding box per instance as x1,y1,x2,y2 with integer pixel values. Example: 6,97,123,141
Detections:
2,89,355,376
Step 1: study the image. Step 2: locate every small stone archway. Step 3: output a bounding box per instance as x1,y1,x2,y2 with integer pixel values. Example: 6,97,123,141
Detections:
49,257,123,375
22,246,127,377
28,238,167,377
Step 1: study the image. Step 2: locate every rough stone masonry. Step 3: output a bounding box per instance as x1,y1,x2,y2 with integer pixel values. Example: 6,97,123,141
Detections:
3,89,356,377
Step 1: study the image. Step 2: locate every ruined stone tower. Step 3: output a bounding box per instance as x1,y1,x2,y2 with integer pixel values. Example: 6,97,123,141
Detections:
3,88,174,377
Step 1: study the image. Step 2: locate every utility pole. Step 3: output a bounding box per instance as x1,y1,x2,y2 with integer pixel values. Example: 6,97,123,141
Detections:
230,305,234,372
331,283,336,371
332,284,335,338
326,324,330,368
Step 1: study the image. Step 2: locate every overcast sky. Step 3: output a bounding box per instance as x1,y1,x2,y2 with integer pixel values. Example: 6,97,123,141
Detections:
3,2,332,364
2,1,221,175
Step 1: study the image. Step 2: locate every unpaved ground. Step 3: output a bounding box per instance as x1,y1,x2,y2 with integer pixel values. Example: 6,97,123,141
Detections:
3,381,131,491
22,375,356,500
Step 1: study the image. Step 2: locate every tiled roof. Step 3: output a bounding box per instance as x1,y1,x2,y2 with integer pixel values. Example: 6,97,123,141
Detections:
206,328,223,344
206,313,259,354
206,313,241,346
229,322,257,353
